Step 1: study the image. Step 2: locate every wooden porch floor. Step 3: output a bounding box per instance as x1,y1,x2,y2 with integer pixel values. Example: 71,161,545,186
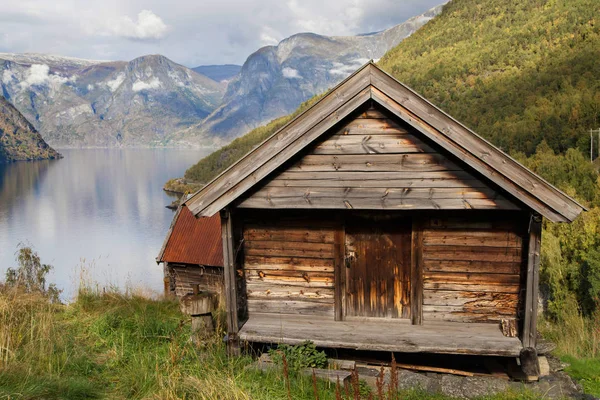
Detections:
239,313,523,357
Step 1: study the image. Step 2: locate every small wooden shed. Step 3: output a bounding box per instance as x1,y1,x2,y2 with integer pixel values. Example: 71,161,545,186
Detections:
183,63,584,363
157,204,223,298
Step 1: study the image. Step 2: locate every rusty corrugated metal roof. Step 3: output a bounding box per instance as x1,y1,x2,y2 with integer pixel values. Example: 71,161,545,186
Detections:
159,205,223,267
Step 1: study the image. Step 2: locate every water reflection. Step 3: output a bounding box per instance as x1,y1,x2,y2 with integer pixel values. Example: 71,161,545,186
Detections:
0,148,210,299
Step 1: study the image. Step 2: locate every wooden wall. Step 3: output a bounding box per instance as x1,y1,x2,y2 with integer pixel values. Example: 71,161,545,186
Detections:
242,215,336,317
420,216,526,323
238,105,520,211
168,264,224,299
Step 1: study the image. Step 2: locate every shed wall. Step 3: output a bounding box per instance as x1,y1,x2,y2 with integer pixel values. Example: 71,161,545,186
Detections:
242,215,336,317
420,216,526,323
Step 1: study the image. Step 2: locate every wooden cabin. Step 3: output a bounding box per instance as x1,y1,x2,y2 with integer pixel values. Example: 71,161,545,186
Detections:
157,204,223,298
182,63,584,365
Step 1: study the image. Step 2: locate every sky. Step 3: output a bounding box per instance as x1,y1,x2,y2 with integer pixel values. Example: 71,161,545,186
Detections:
0,0,441,68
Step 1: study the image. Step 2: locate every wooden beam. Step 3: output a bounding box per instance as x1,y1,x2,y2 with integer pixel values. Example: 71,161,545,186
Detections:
334,219,345,321
522,213,542,348
411,218,423,325
221,208,240,355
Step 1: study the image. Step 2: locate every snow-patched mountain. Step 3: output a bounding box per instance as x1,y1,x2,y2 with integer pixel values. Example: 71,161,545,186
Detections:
1,54,225,147
186,4,444,141
0,3,443,147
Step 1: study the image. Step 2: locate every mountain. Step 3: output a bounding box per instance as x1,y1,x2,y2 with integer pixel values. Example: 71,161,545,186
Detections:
0,5,443,148
0,53,226,147
172,0,599,192
0,95,61,162
184,4,444,142
192,65,242,82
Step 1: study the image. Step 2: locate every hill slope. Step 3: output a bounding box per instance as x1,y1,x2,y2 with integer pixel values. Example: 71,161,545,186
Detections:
174,0,599,191
0,96,61,162
378,0,600,155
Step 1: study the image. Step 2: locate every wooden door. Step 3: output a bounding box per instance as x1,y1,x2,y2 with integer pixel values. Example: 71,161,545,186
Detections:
345,218,412,319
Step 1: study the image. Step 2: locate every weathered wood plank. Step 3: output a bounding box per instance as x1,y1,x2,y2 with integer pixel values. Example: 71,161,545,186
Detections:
238,196,519,210
246,272,334,288
523,214,542,348
423,305,517,316
221,209,239,355
245,187,502,200
239,313,524,356
355,108,388,119
423,272,520,285
246,283,335,300
245,240,335,259
423,230,522,248
333,118,409,135
247,299,334,316
423,282,520,293
312,134,435,154
423,260,521,274
244,255,334,272
334,222,345,321
287,154,461,172
423,246,522,263
423,290,519,307
244,227,335,244
411,218,423,325
422,310,511,323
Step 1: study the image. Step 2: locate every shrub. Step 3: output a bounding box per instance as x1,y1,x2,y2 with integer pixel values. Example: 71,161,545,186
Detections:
268,341,328,370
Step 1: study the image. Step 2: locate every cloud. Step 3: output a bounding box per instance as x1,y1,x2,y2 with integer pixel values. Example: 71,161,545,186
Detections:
282,67,302,79
109,10,169,40
2,69,13,84
132,77,162,91
328,58,370,77
0,0,442,66
106,73,125,92
18,64,69,89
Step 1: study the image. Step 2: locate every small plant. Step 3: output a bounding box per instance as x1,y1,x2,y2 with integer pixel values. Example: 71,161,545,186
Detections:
268,341,327,370
4,245,61,302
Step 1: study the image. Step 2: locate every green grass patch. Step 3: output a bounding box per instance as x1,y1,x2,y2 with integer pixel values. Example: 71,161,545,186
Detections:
562,356,600,397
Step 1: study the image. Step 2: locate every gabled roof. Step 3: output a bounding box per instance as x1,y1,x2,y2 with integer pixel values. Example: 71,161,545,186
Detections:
156,204,223,267
185,62,585,223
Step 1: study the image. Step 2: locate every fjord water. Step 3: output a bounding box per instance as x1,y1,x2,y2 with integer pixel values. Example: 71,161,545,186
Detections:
0,148,211,299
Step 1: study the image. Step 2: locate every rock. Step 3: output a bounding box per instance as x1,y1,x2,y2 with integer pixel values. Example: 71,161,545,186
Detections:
397,370,441,393
547,355,570,372
328,358,356,370
441,375,511,399
302,368,352,384
538,356,551,377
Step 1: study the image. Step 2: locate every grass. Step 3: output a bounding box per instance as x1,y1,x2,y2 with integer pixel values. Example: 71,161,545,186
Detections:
0,283,553,400
539,310,600,398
